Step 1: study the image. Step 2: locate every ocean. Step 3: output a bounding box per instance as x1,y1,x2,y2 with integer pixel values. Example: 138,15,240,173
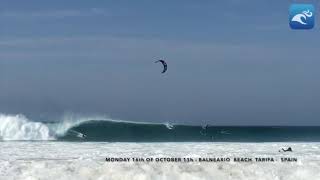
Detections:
1,114,320,180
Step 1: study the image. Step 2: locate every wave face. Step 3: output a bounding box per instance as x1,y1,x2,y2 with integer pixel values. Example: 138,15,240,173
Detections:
1,114,320,141
61,121,320,142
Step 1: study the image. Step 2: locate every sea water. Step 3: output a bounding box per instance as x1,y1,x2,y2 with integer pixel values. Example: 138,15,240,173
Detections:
1,114,320,180
1,142,320,180
1,114,320,142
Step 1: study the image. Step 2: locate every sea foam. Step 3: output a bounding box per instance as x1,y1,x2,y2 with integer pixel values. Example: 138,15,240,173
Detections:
0,114,53,140
0,142,319,180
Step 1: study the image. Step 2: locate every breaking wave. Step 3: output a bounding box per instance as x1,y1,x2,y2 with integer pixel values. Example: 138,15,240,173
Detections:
1,114,320,142
0,114,106,141
0,114,53,140
0,114,178,141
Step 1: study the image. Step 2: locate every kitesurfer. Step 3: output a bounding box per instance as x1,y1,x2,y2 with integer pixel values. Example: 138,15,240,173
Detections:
200,124,209,135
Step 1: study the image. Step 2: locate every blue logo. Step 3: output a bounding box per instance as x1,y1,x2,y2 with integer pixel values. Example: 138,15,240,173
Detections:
289,4,315,29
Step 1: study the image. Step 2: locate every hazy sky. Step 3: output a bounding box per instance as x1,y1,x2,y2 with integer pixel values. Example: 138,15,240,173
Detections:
0,0,319,125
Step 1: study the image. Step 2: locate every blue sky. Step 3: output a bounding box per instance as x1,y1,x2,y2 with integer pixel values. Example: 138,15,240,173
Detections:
0,0,319,125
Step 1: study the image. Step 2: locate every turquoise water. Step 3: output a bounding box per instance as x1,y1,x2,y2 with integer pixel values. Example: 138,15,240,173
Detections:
60,120,320,142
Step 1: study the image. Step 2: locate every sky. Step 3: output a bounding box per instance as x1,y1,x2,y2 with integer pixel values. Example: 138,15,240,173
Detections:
0,0,319,125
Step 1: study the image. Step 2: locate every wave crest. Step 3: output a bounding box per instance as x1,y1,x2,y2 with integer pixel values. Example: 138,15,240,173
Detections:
0,114,53,140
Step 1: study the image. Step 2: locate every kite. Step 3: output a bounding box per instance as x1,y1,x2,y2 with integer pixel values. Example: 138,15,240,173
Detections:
155,60,167,73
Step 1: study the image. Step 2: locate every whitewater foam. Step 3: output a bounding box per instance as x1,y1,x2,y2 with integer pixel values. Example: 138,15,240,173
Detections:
0,114,106,141
0,114,53,140
1,142,319,180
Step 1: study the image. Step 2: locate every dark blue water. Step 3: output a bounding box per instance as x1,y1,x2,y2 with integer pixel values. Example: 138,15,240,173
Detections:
58,120,320,142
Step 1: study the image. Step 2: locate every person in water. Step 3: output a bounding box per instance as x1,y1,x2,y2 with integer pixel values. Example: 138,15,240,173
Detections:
279,147,292,152
200,124,209,135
